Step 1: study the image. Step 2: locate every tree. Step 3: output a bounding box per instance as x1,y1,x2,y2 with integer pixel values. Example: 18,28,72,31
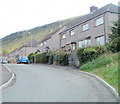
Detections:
108,20,120,52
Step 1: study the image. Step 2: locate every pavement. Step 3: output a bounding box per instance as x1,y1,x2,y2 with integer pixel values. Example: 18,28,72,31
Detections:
0,65,12,86
49,64,79,70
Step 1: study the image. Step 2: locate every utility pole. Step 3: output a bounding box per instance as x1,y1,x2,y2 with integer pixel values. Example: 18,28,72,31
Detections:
28,31,32,53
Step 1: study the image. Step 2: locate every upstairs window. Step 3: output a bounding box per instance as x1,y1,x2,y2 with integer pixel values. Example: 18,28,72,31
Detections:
70,29,75,36
95,17,104,26
82,24,89,31
44,41,47,45
96,35,105,46
62,33,66,39
40,43,43,46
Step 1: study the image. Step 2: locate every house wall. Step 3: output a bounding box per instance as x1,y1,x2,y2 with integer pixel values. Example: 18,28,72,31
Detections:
9,47,37,58
60,12,118,49
51,27,66,50
104,12,118,43
37,40,50,53
18,47,38,56
37,27,67,53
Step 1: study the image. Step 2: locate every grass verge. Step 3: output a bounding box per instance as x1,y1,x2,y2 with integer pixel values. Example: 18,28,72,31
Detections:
79,52,119,91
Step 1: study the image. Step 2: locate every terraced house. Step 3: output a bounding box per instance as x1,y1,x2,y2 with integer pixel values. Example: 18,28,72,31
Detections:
9,39,38,58
9,3,119,66
59,3,119,65
37,27,66,53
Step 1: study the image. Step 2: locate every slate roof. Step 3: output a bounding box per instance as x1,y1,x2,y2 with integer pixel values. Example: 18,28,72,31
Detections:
60,3,120,34
39,27,64,43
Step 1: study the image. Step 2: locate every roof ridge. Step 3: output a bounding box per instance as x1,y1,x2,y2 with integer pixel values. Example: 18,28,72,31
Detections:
107,3,111,11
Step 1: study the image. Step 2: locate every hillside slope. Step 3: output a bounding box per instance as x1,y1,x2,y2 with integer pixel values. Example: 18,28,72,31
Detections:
1,15,84,53
79,52,119,91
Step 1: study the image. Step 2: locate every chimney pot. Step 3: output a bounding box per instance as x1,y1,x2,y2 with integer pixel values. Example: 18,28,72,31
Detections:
90,6,98,12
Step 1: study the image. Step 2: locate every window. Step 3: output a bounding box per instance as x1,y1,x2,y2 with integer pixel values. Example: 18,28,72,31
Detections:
96,36,105,46
78,40,85,48
62,34,66,39
70,29,75,36
66,44,76,51
82,24,89,31
95,17,104,26
72,44,76,50
79,39,91,48
44,41,47,45
84,39,91,46
40,43,43,46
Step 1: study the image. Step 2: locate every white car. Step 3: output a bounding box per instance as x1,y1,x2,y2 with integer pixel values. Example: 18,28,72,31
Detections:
1,60,8,64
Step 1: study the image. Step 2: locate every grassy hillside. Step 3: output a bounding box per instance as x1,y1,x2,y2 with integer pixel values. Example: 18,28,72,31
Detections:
1,15,83,53
79,52,119,91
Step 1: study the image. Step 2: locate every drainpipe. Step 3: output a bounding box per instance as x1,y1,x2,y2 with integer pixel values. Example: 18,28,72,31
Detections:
103,13,107,44
59,33,62,49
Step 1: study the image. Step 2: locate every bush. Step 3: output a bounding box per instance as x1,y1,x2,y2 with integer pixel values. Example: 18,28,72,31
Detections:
48,51,69,66
107,20,120,52
28,53,36,63
80,54,113,70
76,46,107,66
36,52,49,63
57,51,69,66
48,54,54,64
28,50,69,66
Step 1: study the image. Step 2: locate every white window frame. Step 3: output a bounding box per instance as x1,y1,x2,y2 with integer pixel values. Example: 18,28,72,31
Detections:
78,40,85,48
82,24,89,31
72,44,76,50
40,43,43,46
79,39,91,48
70,29,75,36
62,33,66,39
95,17,104,26
96,35,105,46
44,41,47,45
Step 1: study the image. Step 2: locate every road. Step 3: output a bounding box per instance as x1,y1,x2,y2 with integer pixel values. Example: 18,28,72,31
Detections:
2,64,117,102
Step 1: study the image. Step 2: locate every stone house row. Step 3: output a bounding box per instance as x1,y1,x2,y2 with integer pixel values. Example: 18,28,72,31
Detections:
37,3,119,65
9,39,38,59
9,3,119,65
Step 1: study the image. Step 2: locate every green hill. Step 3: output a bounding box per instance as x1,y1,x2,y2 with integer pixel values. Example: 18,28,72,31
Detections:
79,52,119,91
1,15,84,53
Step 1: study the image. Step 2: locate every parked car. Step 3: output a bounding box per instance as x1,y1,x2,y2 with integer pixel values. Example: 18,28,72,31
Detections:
17,56,29,64
1,60,8,64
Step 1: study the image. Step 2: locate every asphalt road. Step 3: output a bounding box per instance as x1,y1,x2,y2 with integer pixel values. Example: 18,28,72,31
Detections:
2,64,117,102
1,65,12,86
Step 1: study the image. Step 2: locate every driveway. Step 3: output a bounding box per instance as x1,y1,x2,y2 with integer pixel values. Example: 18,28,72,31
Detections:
2,64,117,102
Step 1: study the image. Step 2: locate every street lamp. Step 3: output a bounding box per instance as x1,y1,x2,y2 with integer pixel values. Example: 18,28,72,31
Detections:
28,31,32,53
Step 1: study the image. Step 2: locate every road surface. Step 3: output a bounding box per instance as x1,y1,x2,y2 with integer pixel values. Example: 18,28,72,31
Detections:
1,64,117,102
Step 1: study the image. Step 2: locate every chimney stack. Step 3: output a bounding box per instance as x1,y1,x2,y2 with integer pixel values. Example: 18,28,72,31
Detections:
90,6,98,12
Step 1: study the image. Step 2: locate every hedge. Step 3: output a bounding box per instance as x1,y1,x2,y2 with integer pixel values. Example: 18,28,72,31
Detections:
28,53,36,63
76,46,107,66
28,51,69,66
35,52,49,63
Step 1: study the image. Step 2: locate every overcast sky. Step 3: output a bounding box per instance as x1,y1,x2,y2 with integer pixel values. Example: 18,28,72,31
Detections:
0,0,119,38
